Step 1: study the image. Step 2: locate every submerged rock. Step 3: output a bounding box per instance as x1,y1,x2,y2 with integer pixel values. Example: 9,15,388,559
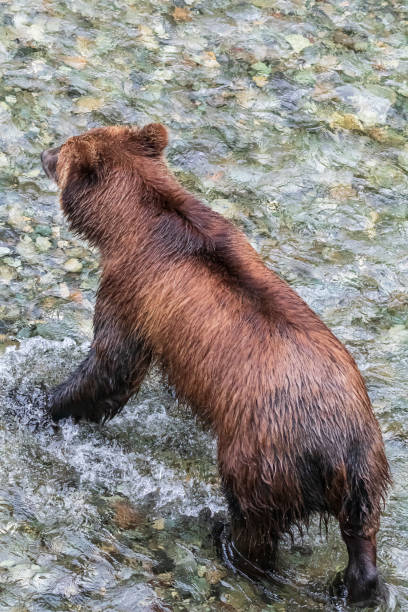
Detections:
63,258,83,273
112,499,145,530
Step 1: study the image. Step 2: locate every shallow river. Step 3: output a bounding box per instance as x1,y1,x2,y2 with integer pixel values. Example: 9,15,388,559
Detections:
0,0,407,610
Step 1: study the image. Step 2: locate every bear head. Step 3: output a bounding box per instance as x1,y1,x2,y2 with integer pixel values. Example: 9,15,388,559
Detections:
41,123,168,186
41,124,169,246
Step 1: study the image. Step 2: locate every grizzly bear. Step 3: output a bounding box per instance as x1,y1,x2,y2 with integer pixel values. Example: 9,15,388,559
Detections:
41,124,390,605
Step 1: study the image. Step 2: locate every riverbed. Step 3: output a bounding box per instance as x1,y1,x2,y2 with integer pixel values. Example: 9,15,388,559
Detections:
0,0,407,609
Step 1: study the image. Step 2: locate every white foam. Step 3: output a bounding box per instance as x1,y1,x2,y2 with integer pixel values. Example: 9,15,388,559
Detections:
0,337,225,524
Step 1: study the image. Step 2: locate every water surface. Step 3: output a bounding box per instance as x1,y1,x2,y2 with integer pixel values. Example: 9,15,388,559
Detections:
0,0,407,609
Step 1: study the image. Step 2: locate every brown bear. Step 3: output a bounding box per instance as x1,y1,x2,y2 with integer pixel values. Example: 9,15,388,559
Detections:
41,124,390,605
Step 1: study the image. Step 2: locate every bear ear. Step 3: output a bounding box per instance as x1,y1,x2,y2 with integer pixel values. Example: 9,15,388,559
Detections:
137,123,168,156
57,137,101,191
72,139,100,177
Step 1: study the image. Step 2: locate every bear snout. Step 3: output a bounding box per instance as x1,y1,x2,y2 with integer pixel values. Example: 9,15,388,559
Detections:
41,145,61,181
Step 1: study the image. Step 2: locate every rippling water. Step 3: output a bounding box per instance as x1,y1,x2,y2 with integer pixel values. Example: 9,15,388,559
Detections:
0,0,407,609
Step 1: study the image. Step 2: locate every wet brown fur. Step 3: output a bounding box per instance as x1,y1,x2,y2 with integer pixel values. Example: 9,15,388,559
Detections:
43,125,391,603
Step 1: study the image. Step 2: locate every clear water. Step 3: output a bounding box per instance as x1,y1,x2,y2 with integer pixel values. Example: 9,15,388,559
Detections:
0,0,407,610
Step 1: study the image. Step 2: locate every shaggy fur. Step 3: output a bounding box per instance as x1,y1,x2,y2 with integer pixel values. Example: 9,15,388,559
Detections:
41,124,391,605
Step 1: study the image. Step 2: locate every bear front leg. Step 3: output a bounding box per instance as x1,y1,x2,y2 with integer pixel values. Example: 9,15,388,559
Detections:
48,336,152,423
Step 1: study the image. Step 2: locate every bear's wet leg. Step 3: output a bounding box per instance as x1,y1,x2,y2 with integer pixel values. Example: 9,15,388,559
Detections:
221,485,277,579
341,526,381,606
48,333,151,423
232,516,277,571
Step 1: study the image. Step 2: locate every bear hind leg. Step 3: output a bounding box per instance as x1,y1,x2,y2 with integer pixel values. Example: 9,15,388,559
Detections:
340,526,381,606
338,483,384,606
336,450,389,606
221,485,278,580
